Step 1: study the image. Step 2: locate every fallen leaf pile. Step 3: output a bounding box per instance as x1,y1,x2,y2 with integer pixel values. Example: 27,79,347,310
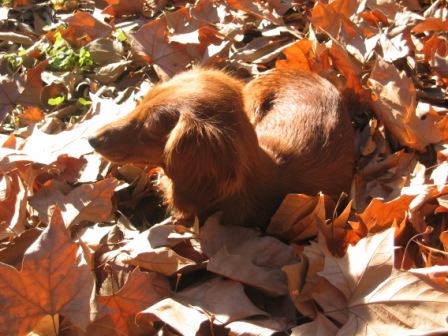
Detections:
1,0,448,335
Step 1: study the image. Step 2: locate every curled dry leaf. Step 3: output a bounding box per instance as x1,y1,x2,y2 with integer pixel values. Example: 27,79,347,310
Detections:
310,0,359,38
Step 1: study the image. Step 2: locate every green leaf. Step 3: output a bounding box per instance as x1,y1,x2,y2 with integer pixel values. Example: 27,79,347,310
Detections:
48,96,65,106
77,98,92,106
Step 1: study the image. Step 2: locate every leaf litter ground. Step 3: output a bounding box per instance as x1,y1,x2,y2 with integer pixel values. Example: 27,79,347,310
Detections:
1,0,448,335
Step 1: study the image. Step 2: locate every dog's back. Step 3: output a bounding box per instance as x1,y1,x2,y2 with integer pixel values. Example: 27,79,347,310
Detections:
244,69,355,201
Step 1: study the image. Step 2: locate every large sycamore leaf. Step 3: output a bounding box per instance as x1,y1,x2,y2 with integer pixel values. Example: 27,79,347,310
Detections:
317,228,448,335
200,213,298,296
0,206,97,335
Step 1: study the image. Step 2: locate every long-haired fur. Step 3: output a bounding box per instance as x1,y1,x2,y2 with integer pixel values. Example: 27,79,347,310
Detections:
89,68,355,228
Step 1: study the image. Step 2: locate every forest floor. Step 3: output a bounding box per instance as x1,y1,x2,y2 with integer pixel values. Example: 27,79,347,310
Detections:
0,0,448,335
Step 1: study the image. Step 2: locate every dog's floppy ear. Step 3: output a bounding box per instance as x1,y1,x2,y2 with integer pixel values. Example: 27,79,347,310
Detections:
164,112,243,212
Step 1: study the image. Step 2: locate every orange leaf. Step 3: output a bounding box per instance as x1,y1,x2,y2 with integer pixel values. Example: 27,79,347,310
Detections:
93,268,171,334
310,0,359,38
412,17,448,34
276,41,311,71
0,206,96,334
64,11,113,47
18,106,44,127
357,195,415,233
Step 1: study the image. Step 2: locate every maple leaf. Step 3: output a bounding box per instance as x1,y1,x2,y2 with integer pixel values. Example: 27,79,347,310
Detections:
92,267,171,335
0,206,97,335
293,229,448,335
357,195,415,233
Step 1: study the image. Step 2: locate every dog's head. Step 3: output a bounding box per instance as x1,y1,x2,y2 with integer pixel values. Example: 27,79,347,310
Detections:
89,70,246,165
89,69,258,213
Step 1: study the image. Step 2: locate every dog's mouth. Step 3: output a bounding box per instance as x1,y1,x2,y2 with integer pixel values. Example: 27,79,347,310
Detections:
95,151,130,164
95,151,162,167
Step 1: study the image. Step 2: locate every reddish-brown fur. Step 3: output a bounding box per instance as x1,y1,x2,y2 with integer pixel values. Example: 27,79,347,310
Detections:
89,68,355,228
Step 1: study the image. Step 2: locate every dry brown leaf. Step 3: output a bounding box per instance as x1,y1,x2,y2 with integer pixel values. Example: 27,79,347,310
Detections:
131,17,193,77
368,58,443,151
200,213,298,296
140,297,209,335
0,206,97,335
329,41,366,101
16,60,48,107
412,17,448,34
140,276,278,335
227,318,288,335
63,11,113,47
102,0,146,16
120,221,198,275
0,171,27,239
319,228,448,335
0,73,25,123
175,276,269,325
291,313,340,336
227,0,284,25
29,178,118,227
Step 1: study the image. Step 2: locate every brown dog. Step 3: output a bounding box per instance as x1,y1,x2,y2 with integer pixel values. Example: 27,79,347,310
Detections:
89,68,355,228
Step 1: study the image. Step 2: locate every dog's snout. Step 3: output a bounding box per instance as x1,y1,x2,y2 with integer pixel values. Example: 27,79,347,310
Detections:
88,135,103,150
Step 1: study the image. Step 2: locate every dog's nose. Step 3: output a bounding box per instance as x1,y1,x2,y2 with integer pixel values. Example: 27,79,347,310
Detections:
88,136,102,150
